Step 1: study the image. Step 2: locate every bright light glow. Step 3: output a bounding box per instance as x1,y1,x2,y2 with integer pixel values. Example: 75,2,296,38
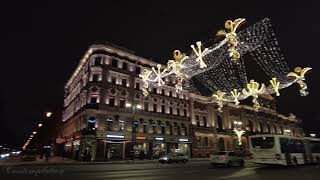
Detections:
284,129,291,132
46,112,52,118
179,138,189,142
30,135,34,137
310,134,316,137
107,135,124,138
136,104,142,109
125,103,132,108
32,131,37,135
38,124,43,127
155,137,164,141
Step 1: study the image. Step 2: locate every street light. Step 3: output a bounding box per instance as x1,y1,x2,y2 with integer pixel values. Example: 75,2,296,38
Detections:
46,112,52,118
310,133,316,137
38,123,43,127
32,131,37,135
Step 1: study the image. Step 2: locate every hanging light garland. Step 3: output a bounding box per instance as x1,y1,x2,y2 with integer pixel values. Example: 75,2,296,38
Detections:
138,18,312,113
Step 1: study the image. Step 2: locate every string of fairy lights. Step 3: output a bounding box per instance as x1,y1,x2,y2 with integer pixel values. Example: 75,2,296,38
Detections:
139,17,312,112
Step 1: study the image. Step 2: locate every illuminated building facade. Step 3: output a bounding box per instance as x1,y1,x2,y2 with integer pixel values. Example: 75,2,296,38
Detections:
60,43,303,161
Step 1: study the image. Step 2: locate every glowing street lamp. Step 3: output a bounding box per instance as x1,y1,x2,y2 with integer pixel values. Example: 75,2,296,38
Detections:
46,112,52,118
233,121,245,146
38,123,43,127
32,131,37,135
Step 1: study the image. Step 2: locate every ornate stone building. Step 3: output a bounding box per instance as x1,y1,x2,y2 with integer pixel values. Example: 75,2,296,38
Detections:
60,43,303,161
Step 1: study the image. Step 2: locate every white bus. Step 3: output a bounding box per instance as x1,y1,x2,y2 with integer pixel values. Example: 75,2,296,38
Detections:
249,134,320,166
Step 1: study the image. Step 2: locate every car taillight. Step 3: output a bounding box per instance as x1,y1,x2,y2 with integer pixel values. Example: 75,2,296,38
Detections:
275,154,281,160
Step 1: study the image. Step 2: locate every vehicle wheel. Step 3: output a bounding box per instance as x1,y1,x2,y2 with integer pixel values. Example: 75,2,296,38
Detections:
292,157,298,167
239,160,245,167
182,159,187,164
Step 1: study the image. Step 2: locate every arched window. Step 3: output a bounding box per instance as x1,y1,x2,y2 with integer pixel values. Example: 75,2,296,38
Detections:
88,116,96,130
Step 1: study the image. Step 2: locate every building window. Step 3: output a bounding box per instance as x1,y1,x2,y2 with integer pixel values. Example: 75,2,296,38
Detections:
144,102,149,112
92,74,100,82
169,91,172,97
122,62,128,70
135,82,140,90
197,136,201,146
176,108,180,116
161,89,165,95
184,109,187,117
259,122,264,132
217,115,223,132
122,79,127,87
248,120,253,132
109,96,115,107
106,118,113,131
111,76,117,84
161,105,165,114
143,122,147,133
177,125,181,135
153,104,157,113
203,116,207,127
120,98,125,108
112,59,118,68
119,120,125,131
196,115,200,126
88,117,96,130
94,56,102,66
152,87,157,94
204,137,209,146
169,107,173,115
136,66,141,74
90,96,98,104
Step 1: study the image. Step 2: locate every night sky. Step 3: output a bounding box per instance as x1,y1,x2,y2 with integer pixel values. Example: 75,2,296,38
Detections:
2,1,319,147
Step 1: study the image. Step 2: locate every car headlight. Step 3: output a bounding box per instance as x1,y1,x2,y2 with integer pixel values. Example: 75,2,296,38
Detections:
163,157,168,160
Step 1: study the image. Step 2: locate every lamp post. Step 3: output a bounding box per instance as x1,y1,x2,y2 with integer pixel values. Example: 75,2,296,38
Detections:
233,121,245,146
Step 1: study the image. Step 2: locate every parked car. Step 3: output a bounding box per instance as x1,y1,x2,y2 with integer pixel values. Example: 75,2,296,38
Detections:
159,153,188,164
210,151,245,167
21,149,37,161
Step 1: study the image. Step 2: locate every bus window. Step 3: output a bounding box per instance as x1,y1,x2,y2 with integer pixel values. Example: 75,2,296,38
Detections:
251,137,274,149
280,138,305,153
310,141,320,153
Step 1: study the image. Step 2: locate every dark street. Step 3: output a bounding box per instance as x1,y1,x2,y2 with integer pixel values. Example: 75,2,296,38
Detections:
1,162,319,180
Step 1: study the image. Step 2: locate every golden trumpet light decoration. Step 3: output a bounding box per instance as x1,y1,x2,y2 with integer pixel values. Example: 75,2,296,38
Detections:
217,18,245,62
270,78,280,96
231,89,241,105
287,67,312,96
139,69,153,96
152,64,167,87
212,91,226,112
234,128,245,146
167,50,189,93
242,80,265,110
191,41,208,68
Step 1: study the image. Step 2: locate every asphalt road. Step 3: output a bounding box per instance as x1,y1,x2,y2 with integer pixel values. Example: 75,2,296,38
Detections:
0,161,319,180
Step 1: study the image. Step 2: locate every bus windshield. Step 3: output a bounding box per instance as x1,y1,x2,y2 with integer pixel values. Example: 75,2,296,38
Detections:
251,137,274,149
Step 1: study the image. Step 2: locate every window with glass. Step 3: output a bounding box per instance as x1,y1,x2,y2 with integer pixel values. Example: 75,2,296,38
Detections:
153,104,157,112
203,116,207,127
177,108,180,116
122,62,128,70
169,107,173,115
92,74,100,82
135,82,140,90
111,76,117,84
136,66,141,74
161,105,165,114
90,96,97,104
118,120,125,131
109,96,115,107
122,79,127,87
94,56,102,66
251,137,275,149
106,119,113,131
112,59,118,68
144,102,149,112
196,115,200,126
120,98,125,108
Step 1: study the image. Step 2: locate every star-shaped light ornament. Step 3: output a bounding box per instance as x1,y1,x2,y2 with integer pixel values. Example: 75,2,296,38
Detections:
191,41,208,69
216,18,246,62
231,89,241,105
152,64,167,87
270,78,280,96
287,67,312,96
